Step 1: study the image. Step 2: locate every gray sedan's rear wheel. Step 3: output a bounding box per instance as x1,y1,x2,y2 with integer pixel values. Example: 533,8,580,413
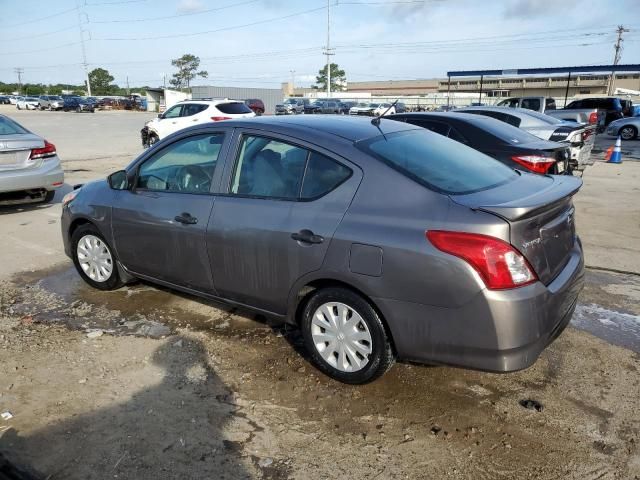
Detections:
620,126,637,140
71,225,123,291
301,287,394,383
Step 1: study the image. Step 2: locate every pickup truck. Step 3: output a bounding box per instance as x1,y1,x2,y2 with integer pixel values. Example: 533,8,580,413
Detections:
495,96,604,130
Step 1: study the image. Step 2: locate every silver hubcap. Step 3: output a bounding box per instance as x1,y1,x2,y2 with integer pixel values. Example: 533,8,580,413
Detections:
311,302,373,373
77,234,113,282
621,127,634,139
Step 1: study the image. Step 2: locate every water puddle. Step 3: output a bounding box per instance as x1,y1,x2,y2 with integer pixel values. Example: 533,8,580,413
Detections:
571,303,640,353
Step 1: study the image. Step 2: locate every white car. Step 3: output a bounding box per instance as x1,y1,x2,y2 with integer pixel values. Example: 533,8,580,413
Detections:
16,96,40,110
142,99,255,146
349,102,396,117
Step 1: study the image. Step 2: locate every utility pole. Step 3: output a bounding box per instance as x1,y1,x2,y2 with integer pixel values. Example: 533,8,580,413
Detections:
126,76,130,95
290,70,296,93
323,0,334,98
76,0,91,96
14,67,23,94
607,25,629,95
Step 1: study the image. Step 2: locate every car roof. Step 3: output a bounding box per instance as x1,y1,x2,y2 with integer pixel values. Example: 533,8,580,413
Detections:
213,114,420,142
179,99,242,105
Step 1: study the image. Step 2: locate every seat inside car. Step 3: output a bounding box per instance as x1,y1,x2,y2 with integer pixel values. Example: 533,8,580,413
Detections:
249,149,286,197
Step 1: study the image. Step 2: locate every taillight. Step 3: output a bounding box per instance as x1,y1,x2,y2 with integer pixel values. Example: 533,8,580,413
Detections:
426,231,537,290
211,116,231,121
511,155,555,174
588,112,598,124
30,140,56,160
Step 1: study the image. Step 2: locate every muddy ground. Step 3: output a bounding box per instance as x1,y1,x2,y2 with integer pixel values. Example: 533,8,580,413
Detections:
0,263,639,480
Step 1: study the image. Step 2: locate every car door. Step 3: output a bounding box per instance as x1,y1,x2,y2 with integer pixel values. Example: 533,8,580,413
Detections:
111,130,229,292
206,130,361,314
155,103,184,138
179,103,209,128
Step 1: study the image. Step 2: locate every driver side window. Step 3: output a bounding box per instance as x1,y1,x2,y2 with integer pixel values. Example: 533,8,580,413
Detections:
162,104,183,118
137,134,223,194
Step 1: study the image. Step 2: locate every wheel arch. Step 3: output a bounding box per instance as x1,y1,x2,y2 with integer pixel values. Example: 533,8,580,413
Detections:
288,277,398,355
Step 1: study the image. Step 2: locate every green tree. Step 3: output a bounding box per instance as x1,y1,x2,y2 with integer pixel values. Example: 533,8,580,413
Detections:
169,54,208,90
313,63,347,91
88,68,116,95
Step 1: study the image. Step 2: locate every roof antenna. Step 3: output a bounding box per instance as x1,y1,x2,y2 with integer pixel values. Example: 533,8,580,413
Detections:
371,99,399,126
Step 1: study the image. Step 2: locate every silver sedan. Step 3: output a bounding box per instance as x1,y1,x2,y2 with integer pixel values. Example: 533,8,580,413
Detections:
0,114,64,204
606,116,640,140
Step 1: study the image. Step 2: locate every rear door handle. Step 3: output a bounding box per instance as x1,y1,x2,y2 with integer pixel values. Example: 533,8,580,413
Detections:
291,229,324,244
174,212,198,225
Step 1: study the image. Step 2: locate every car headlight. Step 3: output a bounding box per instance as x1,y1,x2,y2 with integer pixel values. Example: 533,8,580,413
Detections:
62,190,79,206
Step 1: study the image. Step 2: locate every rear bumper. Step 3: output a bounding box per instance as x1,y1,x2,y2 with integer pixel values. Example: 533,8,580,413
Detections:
375,240,585,372
0,157,64,193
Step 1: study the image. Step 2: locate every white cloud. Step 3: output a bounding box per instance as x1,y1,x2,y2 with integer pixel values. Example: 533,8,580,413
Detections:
177,0,205,14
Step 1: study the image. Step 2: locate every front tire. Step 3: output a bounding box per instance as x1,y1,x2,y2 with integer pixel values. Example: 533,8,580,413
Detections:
71,225,123,291
301,287,395,384
620,126,637,140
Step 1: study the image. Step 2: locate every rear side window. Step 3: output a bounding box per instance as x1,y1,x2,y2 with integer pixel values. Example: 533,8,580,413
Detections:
0,116,29,135
521,98,540,111
409,119,449,136
217,102,253,114
231,135,351,200
357,130,517,195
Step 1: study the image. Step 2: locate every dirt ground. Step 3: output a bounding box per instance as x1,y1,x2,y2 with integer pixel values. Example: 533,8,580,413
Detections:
0,108,639,479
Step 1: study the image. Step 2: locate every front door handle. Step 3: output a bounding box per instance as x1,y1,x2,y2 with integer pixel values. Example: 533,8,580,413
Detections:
174,212,198,225
291,229,324,244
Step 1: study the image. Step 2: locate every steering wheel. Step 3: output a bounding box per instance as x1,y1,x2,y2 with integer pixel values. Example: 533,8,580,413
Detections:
175,165,211,193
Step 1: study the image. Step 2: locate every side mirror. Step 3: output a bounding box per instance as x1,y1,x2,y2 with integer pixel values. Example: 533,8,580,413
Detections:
108,170,130,190
157,113,163,118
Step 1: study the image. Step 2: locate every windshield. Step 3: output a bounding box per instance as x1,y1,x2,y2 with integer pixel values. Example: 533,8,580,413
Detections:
284,99,297,104
357,129,517,195
470,115,543,144
518,109,564,125
368,103,380,108
0,116,29,135
26,97,39,101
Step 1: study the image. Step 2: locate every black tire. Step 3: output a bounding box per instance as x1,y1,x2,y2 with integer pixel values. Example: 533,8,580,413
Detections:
620,125,637,141
43,190,56,203
71,224,123,291
76,106,81,113
300,287,395,384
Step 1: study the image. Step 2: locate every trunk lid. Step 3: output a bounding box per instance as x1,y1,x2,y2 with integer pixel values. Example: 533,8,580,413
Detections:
0,134,44,171
451,173,582,284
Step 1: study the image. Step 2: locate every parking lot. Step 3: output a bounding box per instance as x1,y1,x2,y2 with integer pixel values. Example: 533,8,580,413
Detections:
1,106,640,479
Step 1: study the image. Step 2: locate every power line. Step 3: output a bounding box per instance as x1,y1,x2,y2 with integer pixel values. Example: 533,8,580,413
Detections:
97,5,327,40
0,7,77,29
10,25,78,42
0,42,83,56
91,0,260,24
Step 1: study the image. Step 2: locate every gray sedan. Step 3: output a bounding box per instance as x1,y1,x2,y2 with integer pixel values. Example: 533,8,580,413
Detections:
606,116,639,140
0,114,64,204
60,116,584,384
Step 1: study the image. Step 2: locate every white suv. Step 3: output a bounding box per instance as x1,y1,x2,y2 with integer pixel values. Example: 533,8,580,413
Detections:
142,99,255,147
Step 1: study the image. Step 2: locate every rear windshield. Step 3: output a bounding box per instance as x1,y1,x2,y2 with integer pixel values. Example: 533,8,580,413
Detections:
357,129,517,195
216,102,252,114
465,115,540,145
0,116,29,135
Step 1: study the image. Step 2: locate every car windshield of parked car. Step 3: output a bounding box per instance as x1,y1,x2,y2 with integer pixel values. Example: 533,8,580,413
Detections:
519,109,564,125
0,116,29,135
369,103,380,108
216,102,253,114
357,129,517,195
26,97,39,101
284,99,297,104
51,96,63,100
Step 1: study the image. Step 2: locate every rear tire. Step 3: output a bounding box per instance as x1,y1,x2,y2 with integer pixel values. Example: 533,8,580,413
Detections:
300,287,395,384
71,225,123,291
43,190,55,203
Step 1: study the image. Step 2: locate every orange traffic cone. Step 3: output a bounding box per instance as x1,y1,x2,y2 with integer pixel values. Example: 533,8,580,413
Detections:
605,145,613,161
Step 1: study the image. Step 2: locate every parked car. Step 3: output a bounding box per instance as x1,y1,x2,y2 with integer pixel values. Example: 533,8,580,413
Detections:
349,102,396,116
337,101,357,114
61,115,584,383
141,99,255,147
606,116,640,140
563,97,626,127
390,112,571,174
497,96,557,113
455,107,595,168
304,100,343,114
243,98,265,116
38,95,65,111
0,96,10,104
16,96,40,110
63,97,95,113
8,96,18,105
276,98,308,115
0,114,63,204
394,102,407,113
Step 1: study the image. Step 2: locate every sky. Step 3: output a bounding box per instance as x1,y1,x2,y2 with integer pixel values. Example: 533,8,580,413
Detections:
1,0,639,89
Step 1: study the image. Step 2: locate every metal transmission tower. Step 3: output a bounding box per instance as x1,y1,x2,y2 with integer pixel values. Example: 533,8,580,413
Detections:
14,68,24,94
607,25,629,95
323,0,335,98
76,0,92,96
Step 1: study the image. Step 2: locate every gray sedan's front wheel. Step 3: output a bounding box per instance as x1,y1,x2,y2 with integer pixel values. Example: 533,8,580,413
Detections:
71,225,123,291
620,126,637,140
301,287,395,384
